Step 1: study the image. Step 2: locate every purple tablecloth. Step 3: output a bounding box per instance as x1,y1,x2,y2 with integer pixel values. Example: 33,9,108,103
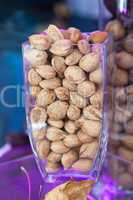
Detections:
0,152,133,200
0,155,43,200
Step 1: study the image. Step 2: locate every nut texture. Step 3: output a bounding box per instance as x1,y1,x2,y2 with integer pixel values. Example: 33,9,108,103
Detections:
72,159,92,171
47,101,68,120
90,90,103,109
30,86,41,97
32,128,47,140
63,135,81,148
28,68,42,85
89,68,102,85
77,130,94,144
77,81,96,97
51,141,69,154
65,49,82,65
79,53,99,72
39,78,61,89
78,39,91,54
36,140,50,159
52,56,66,77
47,25,64,42
55,87,69,101
83,105,102,120
46,127,67,141
48,119,64,129
29,34,51,50
30,106,47,124
45,161,61,173
47,152,62,163
67,105,81,120
25,48,48,66
36,89,56,107
64,66,86,84
70,92,88,108
36,65,56,79
64,120,77,134
50,39,72,56
79,141,99,159
62,79,77,91
78,119,101,137
61,150,78,169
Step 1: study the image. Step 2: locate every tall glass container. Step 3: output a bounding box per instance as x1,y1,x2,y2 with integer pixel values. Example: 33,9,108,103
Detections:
100,0,133,192
22,25,113,192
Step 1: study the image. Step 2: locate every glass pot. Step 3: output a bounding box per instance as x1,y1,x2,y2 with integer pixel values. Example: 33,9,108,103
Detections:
100,0,133,191
22,27,113,184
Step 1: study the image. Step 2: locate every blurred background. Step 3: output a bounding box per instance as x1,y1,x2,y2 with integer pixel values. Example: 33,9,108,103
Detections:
0,0,111,149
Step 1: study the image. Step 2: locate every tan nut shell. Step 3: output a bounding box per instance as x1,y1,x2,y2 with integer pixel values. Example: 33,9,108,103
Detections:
25,48,48,66
118,147,133,161
89,68,103,85
79,52,99,72
52,56,66,77
64,120,77,134
77,130,94,144
68,27,81,43
55,87,69,101
30,106,47,124
83,105,102,120
50,39,72,56
36,89,56,107
51,141,69,154
72,159,92,172
36,65,56,79
61,150,78,169
32,128,47,140
65,49,82,66
48,119,64,129
39,78,61,89
77,81,96,97
70,92,88,108
46,127,67,141
47,152,62,163
30,86,41,97
78,39,91,54
62,79,77,91
63,135,81,148
116,51,133,70
47,24,64,42
29,34,51,50
67,105,81,120
28,68,42,86
90,90,103,109
113,68,128,86
36,140,50,159
64,66,86,84
45,161,61,173
78,119,101,137
105,20,125,40
79,141,99,159
47,101,68,120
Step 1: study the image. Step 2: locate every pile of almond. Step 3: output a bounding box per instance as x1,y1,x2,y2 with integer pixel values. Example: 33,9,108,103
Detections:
105,19,133,189
24,25,108,173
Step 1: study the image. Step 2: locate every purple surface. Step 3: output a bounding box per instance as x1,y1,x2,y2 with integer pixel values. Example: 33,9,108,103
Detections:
0,154,133,200
0,155,43,200
0,144,32,163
